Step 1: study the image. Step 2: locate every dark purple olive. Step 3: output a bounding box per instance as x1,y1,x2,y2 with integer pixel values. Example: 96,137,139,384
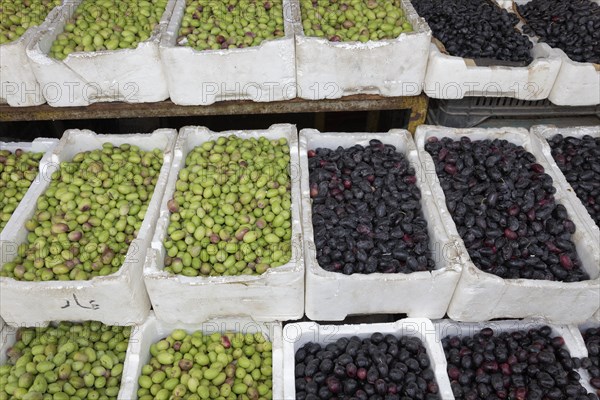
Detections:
326,376,341,393
448,366,460,380
346,363,357,378
357,368,367,381
530,163,545,174
444,163,458,175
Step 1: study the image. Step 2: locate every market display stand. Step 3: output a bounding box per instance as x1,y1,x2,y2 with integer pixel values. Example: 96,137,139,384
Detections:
0,94,429,134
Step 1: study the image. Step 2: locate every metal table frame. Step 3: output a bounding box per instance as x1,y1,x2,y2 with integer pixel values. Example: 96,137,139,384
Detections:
0,94,429,133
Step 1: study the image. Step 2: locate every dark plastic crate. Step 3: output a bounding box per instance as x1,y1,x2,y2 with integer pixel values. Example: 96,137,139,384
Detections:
428,97,600,128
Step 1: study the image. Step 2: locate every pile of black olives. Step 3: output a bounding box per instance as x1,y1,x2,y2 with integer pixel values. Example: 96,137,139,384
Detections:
582,327,600,395
295,333,441,400
413,0,533,63
425,136,589,282
519,0,600,64
547,134,600,227
308,140,434,275
443,326,597,400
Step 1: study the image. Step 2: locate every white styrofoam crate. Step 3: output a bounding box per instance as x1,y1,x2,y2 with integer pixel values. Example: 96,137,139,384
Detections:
510,0,600,106
143,124,304,323
0,138,58,160
0,138,59,234
0,1,64,107
282,318,453,399
434,318,598,398
300,129,462,321
415,125,600,324
423,42,561,100
532,125,600,237
120,312,283,400
292,0,431,100
160,0,296,105
423,0,563,100
25,0,176,107
0,129,177,327
548,51,600,106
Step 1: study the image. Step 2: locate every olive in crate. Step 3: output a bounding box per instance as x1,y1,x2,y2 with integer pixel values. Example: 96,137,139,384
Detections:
0,321,131,400
49,0,169,59
0,149,44,232
0,143,164,281
178,0,285,51
443,326,594,400
583,327,600,395
0,0,62,44
300,0,413,42
294,333,440,399
519,0,600,65
547,134,600,227
412,0,533,64
425,135,588,282
137,329,274,399
163,135,293,277
308,139,435,275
